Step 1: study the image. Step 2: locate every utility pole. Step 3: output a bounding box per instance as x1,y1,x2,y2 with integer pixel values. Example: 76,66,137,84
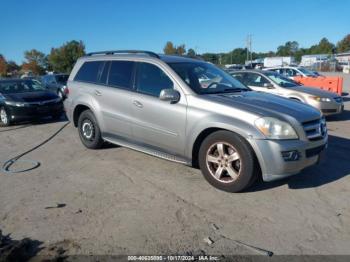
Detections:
246,34,253,66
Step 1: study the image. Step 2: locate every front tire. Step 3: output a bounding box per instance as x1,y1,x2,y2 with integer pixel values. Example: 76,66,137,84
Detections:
0,107,11,127
78,110,104,149
198,131,258,192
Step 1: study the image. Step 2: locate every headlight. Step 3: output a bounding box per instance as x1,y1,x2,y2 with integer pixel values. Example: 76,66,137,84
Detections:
309,96,331,102
4,101,27,107
255,117,298,140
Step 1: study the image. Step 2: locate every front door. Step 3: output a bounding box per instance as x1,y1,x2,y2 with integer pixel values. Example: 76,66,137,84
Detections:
131,62,187,156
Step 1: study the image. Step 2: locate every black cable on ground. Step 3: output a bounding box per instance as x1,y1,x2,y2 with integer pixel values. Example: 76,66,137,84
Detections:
1,122,70,174
0,124,32,133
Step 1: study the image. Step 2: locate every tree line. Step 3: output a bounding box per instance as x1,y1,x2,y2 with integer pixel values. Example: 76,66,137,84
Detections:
0,40,85,77
163,34,350,65
1,34,349,77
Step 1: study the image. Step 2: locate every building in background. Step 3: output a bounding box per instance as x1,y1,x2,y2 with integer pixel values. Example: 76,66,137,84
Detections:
300,54,329,67
263,56,295,68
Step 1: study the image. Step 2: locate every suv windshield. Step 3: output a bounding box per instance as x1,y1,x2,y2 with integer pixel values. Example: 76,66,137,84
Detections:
0,80,46,94
297,67,318,77
168,62,249,94
265,71,300,88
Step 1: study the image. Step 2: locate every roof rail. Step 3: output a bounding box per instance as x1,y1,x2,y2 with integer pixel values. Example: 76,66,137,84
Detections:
85,50,160,59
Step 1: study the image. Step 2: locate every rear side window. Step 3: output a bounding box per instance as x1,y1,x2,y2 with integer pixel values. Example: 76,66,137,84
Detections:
107,61,134,89
136,62,173,97
74,61,104,83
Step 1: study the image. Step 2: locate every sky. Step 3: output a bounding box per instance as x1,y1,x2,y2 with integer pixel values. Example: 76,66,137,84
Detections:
1,0,350,64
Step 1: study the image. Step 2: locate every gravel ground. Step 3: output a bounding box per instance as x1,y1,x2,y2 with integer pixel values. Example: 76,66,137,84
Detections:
0,84,349,258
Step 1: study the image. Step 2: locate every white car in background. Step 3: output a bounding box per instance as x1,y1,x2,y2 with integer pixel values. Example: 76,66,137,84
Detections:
264,66,320,79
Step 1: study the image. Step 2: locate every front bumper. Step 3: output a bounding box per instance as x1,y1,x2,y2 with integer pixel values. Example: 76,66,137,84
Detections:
6,102,64,122
248,135,328,182
308,100,343,116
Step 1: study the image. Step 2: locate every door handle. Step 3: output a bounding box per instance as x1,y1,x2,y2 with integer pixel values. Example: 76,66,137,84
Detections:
94,90,102,96
133,100,143,108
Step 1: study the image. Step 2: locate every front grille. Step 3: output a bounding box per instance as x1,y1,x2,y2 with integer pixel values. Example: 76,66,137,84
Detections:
305,144,326,158
302,118,327,141
321,109,337,113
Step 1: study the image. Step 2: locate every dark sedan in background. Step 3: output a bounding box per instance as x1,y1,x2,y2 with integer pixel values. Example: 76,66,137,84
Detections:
41,73,69,99
0,79,64,126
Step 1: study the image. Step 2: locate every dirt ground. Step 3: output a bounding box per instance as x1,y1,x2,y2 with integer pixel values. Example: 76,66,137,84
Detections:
0,83,349,259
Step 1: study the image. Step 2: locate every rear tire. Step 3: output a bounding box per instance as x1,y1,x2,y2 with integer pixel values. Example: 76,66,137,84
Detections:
0,107,11,127
78,110,104,149
198,130,258,193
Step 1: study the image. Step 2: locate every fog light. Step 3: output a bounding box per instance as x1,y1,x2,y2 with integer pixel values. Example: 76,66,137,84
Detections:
281,150,300,161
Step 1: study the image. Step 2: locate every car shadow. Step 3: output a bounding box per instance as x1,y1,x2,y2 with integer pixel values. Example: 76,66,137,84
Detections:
326,110,350,121
246,134,350,192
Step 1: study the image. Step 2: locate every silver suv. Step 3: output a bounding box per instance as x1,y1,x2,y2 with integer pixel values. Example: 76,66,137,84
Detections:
64,50,328,192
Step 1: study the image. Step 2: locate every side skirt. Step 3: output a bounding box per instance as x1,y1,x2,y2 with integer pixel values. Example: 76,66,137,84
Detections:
103,133,191,166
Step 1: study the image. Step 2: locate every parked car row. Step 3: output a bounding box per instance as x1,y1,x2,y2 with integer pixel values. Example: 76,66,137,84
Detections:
2,50,344,192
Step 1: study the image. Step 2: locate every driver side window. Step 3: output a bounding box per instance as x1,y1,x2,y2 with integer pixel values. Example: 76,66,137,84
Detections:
245,73,270,87
136,62,174,97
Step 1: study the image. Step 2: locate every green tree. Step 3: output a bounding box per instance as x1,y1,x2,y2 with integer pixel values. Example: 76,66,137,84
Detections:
308,38,335,54
337,34,350,53
176,44,186,55
187,48,196,57
6,61,20,75
22,49,47,75
163,41,177,54
48,40,85,73
0,55,7,77
276,41,299,56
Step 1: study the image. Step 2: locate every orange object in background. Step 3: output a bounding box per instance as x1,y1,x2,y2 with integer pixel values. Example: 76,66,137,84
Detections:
293,76,343,96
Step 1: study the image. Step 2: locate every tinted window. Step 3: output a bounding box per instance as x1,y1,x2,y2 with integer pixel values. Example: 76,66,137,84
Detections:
55,75,69,84
244,73,270,87
108,61,134,89
100,61,110,85
0,80,46,94
136,63,173,96
74,61,104,83
231,73,247,85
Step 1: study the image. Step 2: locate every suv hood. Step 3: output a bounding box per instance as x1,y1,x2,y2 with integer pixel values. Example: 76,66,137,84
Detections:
4,91,58,103
206,91,321,123
288,85,338,98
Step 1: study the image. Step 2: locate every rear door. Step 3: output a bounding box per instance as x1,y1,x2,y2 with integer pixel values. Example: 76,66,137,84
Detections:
73,60,135,139
96,60,135,139
131,62,187,156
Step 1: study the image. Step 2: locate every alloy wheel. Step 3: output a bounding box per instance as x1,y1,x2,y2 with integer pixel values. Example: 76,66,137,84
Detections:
206,142,241,183
0,108,8,125
81,119,95,140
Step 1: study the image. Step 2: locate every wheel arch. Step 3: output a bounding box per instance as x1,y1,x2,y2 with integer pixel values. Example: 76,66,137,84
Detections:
73,104,92,127
190,126,261,169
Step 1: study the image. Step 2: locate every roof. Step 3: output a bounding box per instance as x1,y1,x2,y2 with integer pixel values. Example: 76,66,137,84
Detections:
81,50,205,64
159,54,205,63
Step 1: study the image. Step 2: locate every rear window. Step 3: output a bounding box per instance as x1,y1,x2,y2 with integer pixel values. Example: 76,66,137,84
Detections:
55,75,69,84
107,61,134,89
74,61,104,83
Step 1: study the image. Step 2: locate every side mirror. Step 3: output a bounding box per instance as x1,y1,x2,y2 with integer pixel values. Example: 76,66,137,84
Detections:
159,88,180,103
263,83,274,89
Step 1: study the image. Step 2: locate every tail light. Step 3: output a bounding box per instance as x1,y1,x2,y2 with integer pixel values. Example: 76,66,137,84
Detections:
64,86,70,96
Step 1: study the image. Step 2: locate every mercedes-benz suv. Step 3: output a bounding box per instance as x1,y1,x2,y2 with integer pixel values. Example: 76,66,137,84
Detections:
64,50,328,192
